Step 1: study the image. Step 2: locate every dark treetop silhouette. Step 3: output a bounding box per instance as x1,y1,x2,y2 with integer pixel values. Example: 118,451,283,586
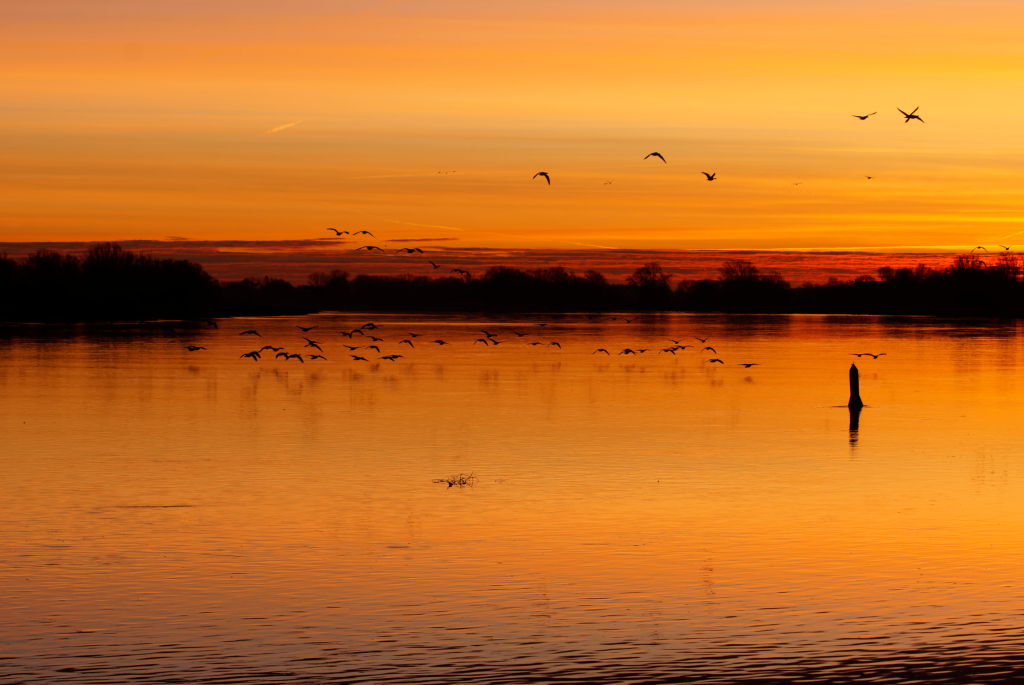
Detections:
3,244,1024,321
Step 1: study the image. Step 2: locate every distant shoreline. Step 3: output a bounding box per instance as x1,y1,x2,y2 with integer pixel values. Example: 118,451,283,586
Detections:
2,244,1021,322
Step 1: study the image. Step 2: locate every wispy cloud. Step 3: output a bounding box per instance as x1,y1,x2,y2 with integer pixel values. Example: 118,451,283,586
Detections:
263,120,302,135
389,237,459,243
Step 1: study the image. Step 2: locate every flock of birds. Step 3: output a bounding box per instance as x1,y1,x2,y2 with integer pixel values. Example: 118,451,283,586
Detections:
186,317,890,369
320,107,936,271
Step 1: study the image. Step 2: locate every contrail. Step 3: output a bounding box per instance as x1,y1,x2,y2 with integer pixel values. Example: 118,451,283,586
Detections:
264,121,302,135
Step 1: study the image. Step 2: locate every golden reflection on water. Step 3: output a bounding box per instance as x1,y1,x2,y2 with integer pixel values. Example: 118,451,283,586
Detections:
3,314,1024,682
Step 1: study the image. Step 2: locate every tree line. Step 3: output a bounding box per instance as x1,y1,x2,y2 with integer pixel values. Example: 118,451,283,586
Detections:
2,243,1022,321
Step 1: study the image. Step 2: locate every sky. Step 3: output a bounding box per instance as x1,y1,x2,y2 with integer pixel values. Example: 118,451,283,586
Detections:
3,0,1024,278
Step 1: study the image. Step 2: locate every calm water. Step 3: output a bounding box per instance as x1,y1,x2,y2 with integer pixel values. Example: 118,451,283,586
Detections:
4,313,1024,683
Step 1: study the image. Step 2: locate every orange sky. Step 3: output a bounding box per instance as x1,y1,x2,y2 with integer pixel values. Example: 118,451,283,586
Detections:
3,0,1024,255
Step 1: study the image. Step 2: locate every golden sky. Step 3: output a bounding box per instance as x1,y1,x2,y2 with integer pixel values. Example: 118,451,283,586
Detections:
3,0,1024,252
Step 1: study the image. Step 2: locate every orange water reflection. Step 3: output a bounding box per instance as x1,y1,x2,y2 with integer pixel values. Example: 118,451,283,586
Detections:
3,314,1024,681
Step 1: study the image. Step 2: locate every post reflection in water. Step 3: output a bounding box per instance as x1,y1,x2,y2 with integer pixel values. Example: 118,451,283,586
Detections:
3,313,1024,684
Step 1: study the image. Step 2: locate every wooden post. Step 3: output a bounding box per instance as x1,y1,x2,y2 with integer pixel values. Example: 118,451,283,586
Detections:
848,363,864,410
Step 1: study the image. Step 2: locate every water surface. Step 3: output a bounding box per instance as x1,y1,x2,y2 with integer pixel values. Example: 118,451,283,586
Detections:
3,313,1024,683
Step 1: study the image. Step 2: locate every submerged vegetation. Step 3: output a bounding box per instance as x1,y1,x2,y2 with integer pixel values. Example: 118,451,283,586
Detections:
2,244,1023,321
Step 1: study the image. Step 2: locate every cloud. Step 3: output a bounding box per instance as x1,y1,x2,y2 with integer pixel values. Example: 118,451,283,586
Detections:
263,121,301,135
388,237,459,243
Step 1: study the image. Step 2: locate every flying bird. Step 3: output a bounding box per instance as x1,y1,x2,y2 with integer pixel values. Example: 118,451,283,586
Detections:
972,246,988,252
399,339,415,347
366,345,380,352
431,339,451,345
527,342,542,346
619,349,637,355
701,172,716,181
368,336,383,342
475,338,491,345
185,345,206,351
276,351,289,359
451,268,470,276
480,330,498,337
660,348,677,354
353,230,375,237
701,346,716,353
548,342,561,348
898,106,925,123
594,349,610,355
355,245,384,251
240,351,261,361
284,353,304,363
644,152,667,163
297,325,318,332
695,336,709,343
706,358,724,364
739,363,760,368
350,355,369,361
240,330,261,337
205,319,218,329
309,355,328,361
1000,245,1013,251
327,228,349,236
429,261,441,269
362,323,378,329
511,331,527,337
852,112,877,120
533,172,551,184
380,355,403,361
407,332,420,337
343,345,362,351
259,346,283,353
396,247,424,254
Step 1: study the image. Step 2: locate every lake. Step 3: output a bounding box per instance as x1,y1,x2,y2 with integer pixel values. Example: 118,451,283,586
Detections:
3,313,1024,683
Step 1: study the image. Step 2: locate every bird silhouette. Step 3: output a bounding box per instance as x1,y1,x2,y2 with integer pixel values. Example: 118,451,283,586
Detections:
619,348,637,355
350,355,368,361
898,106,924,123
339,331,355,338
707,358,724,364
399,339,415,347
451,268,470,276
284,353,304,363
1000,245,1013,251
490,340,507,345
355,245,384,251
185,345,206,351
343,345,362,351
695,336,709,343
527,342,542,346
533,172,551,184
431,339,451,345
407,332,420,337
429,261,441,269
309,354,328,361
297,325,318,332
205,319,218,329
645,152,667,163
475,338,491,345
594,349,610,355
865,176,873,180
511,331,527,337
852,112,877,120
362,323,378,329
548,341,561,348
240,330,261,337
637,349,650,354
660,348,677,354
275,351,289,359
366,345,381,352
675,344,693,349
701,346,716,353
353,230,375,237
368,336,383,342
739,363,760,368
259,346,283,353
379,355,403,361
350,329,366,336
972,246,988,252
480,330,498,337
240,351,261,361
327,228,349,235
396,247,424,253
702,172,716,181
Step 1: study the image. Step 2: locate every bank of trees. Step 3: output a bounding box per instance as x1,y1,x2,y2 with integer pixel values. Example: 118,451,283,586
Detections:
2,244,1023,321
